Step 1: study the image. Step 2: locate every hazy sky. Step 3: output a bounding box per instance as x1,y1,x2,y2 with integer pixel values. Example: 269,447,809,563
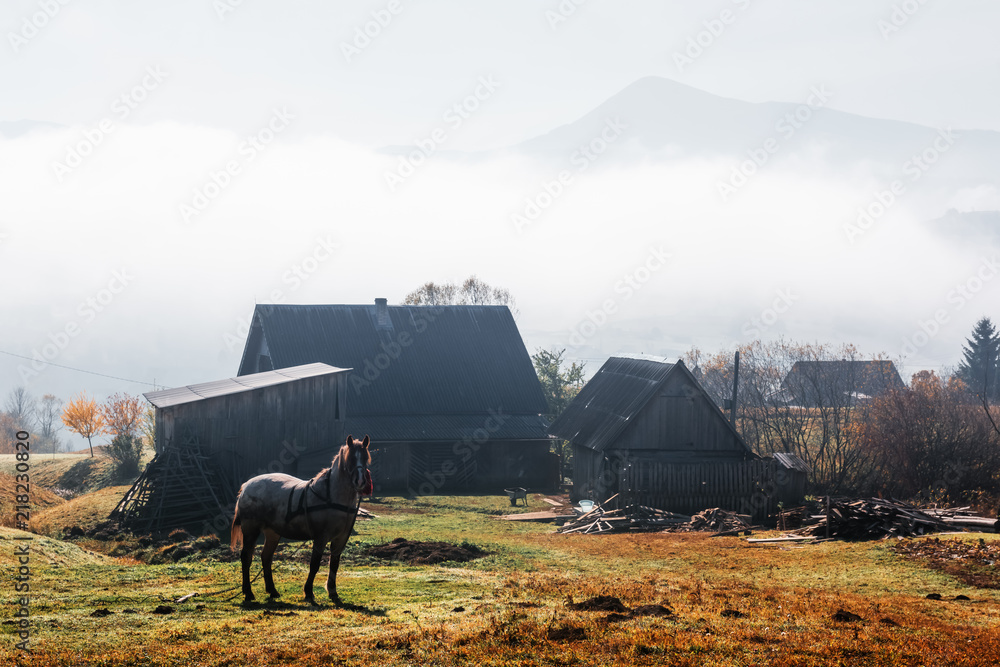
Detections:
2,1,998,448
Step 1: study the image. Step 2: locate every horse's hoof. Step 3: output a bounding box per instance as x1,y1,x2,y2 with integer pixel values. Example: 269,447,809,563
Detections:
267,591,280,599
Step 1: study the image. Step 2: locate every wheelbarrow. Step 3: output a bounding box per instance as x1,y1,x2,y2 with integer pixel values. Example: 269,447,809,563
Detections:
504,487,528,506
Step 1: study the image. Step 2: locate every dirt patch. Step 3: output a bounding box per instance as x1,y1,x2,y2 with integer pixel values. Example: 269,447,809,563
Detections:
547,624,586,641
632,604,675,618
891,538,1000,589
833,609,863,623
568,595,630,613
362,538,487,565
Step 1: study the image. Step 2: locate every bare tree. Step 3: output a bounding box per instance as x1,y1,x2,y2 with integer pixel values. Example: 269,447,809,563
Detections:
402,275,519,316
36,394,65,454
4,386,37,432
402,281,457,306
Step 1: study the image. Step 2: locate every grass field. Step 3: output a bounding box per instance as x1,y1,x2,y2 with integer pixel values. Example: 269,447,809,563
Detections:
2,492,1000,666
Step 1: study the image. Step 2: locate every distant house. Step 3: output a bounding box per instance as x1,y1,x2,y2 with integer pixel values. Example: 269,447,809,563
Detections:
548,355,806,519
779,360,905,407
237,300,556,495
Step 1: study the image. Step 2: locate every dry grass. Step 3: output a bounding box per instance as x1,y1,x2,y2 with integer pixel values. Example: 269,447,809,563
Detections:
2,495,1000,665
30,486,131,538
0,473,66,528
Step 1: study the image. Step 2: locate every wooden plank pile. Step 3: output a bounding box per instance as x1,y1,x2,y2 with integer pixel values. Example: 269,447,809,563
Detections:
798,498,955,540
686,508,753,535
557,504,691,534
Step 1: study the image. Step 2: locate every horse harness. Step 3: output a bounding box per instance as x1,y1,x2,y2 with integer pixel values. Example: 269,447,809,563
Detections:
285,467,359,523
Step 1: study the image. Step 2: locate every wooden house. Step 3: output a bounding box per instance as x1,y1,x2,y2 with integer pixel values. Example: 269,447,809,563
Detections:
115,362,350,533
779,360,905,407
549,355,806,520
237,300,556,494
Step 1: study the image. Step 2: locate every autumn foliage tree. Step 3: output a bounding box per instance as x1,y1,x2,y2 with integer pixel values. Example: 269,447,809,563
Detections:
61,393,107,457
852,371,1000,500
102,393,146,477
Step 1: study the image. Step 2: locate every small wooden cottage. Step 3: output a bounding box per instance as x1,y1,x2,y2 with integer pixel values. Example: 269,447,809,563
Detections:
237,300,557,494
549,355,806,520
779,360,904,407
113,363,350,533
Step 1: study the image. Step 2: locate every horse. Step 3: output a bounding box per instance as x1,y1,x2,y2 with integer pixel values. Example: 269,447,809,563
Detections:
230,434,373,605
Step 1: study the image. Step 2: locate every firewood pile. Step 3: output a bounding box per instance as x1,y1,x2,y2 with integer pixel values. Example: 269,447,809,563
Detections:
557,504,691,534
556,504,753,535
684,508,753,534
797,498,973,540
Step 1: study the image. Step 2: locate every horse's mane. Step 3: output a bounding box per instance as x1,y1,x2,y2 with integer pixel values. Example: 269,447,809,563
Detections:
311,440,370,483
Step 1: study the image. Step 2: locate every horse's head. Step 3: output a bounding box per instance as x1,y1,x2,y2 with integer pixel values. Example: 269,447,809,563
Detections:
340,434,373,496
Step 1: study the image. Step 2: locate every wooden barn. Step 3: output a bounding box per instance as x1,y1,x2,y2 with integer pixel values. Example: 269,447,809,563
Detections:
548,355,806,520
113,362,349,533
236,300,557,495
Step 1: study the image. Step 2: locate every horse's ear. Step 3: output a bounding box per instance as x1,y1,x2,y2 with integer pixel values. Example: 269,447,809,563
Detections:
346,434,354,446
362,435,370,449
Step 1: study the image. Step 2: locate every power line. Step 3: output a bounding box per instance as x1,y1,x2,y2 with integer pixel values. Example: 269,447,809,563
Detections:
0,349,160,387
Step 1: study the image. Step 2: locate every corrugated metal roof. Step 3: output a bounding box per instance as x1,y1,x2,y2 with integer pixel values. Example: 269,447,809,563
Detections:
350,414,550,443
144,362,349,408
548,356,676,451
548,356,753,455
772,452,811,473
237,304,549,439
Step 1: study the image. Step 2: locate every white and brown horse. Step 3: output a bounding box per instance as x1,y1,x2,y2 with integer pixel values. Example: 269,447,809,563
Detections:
231,434,373,604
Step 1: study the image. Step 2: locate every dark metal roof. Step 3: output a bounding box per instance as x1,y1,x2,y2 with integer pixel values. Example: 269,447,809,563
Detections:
780,360,905,406
772,452,811,473
548,355,753,455
547,355,676,450
144,362,349,408
237,303,548,442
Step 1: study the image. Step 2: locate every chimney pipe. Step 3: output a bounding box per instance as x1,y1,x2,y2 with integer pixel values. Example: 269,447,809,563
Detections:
375,298,388,327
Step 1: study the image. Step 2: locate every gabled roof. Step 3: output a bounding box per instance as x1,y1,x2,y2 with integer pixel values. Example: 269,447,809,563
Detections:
548,355,753,454
237,303,549,442
145,363,348,409
781,360,904,405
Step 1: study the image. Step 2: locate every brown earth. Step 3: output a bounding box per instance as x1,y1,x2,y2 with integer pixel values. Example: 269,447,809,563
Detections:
362,537,488,565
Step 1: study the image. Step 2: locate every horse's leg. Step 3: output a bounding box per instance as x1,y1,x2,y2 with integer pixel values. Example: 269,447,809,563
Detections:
261,530,281,599
326,543,343,605
240,526,261,603
303,539,325,604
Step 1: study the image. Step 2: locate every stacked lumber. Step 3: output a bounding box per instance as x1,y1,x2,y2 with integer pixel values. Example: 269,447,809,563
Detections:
686,508,752,534
557,504,690,534
799,498,954,540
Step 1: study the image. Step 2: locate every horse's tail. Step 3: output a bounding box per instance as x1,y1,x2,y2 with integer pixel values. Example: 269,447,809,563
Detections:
230,505,243,551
